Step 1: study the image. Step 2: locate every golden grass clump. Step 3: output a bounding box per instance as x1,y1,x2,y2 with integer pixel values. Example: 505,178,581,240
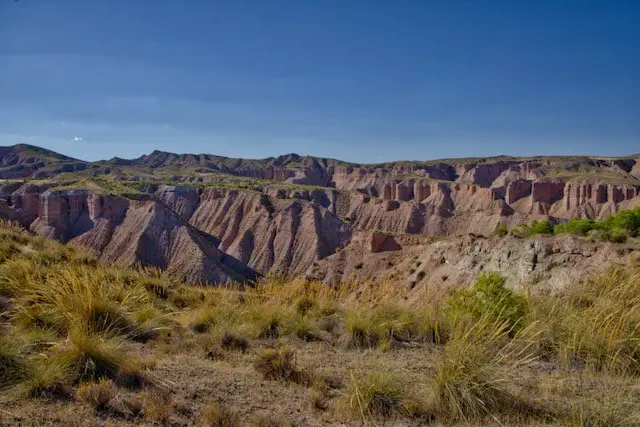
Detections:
526,267,640,375
253,346,310,385
0,333,31,390
201,402,242,426
77,379,118,411
51,328,142,386
337,371,428,422
563,267,640,375
431,316,538,422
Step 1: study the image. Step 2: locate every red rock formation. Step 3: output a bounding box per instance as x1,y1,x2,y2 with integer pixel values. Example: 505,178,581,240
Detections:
532,181,565,205
456,161,519,188
395,182,413,201
506,180,532,204
187,189,352,276
413,180,431,202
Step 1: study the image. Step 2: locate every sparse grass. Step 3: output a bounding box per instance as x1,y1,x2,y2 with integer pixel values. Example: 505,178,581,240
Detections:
77,379,118,411
1,221,639,425
201,402,241,426
337,371,429,421
431,316,539,422
141,389,174,423
253,347,310,385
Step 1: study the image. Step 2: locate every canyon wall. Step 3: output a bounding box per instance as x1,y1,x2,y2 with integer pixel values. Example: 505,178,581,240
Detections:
0,186,352,283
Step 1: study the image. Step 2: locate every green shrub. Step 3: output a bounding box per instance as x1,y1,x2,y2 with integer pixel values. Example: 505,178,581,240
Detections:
602,227,629,243
526,220,554,236
555,218,597,236
494,225,509,237
448,272,527,331
601,208,640,237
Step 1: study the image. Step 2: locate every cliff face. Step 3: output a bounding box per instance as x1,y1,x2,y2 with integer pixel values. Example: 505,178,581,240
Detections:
168,188,352,276
1,177,638,285
1,145,640,286
0,186,352,284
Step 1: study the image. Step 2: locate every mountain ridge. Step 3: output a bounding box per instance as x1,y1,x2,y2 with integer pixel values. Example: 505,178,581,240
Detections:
1,143,639,286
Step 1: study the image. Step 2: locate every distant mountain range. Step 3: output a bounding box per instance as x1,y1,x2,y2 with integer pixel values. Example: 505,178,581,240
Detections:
1,143,639,287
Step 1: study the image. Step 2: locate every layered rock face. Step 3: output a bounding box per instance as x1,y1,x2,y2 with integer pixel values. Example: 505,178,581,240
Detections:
0,187,352,284
309,231,640,300
2,144,640,286
175,188,352,276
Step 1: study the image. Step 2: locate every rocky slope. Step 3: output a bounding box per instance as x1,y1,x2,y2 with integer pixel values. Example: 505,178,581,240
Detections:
1,144,640,285
0,185,352,283
308,230,640,301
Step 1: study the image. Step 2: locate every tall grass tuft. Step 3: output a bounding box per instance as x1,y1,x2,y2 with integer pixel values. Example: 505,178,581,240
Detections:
431,316,538,422
549,267,640,375
52,328,141,385
0,333,31,390
337,371,429,421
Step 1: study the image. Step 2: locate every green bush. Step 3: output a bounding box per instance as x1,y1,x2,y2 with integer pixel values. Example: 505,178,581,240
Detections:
602,227,629,243
554,218,597,236
526,220,554,236
448,272,527,331
601,208,640,237
493,225,509,237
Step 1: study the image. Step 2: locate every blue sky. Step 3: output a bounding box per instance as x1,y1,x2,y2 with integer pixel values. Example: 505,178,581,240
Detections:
0,1,638,163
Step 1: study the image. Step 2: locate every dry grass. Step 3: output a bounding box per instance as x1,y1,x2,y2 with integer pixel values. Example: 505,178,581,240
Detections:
336,370,429,422
76,379,118,411
0,221,639,425
431,316,540,422
253,346,311,385
201,402,241,426
0,333,31,391
220,332,249,353
51,328,142,386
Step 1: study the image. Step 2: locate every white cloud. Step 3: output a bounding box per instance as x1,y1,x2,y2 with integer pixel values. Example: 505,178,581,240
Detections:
72,136,83,142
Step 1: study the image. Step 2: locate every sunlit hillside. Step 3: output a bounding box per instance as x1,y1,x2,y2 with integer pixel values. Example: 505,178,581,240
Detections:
1,220,639,426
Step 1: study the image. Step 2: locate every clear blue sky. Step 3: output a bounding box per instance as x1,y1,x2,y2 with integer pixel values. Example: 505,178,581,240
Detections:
1,1,638,163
